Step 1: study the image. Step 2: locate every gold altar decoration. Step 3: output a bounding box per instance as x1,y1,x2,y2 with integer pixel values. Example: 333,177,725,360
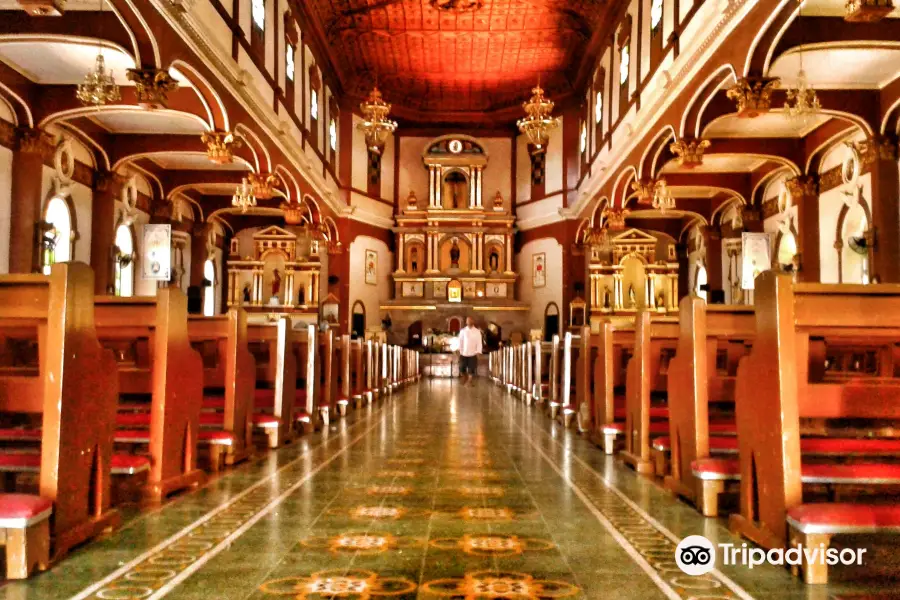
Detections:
201,131,241,164
669,138,711,169
248,172,280,200
126,68,179,109
357,87,398,154
517,85,559,152
726,77,779,118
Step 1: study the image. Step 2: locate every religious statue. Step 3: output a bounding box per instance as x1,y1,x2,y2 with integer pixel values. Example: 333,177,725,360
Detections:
657,292,665,308
628,284,636,307
410,248,419,273
298,286,305,305
407,190,417,211
603,287,611,309
489,251,499,273
271,268,282,299
242,283,251,304
493,191,504,211
450,240,460,269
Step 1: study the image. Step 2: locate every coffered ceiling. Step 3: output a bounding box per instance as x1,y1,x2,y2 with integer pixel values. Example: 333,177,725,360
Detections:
303,0,609,121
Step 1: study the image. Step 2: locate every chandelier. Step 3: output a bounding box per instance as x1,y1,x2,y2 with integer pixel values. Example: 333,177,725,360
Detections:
76,0,120,106
232,178,257,213
783,0,820,121
652,179,676,213
517,84,559,152
357,87,397,155
76,54,121,107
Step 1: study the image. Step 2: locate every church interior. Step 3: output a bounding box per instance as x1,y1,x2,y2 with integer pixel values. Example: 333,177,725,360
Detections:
0,0,899,597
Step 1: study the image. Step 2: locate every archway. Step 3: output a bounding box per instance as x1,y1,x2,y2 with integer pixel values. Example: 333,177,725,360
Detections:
351,301,366,339
442,170,469,209
407,320,423,347
544,302,560,342
841,202,869,284
621,255,646,310
448,316,462,334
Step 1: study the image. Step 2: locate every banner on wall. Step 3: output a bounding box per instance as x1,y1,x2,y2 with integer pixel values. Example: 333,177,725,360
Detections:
141,224,171,281
741,232,772,290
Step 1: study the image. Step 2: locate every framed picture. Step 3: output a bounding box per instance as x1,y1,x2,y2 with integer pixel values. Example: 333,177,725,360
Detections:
365,249,377,285
532,253,546,288
141,224,171,281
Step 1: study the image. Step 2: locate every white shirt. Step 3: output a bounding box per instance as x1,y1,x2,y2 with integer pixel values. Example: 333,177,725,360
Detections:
457,326,483,357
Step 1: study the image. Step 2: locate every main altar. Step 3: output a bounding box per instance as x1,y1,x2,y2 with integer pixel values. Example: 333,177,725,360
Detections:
382,135,528,345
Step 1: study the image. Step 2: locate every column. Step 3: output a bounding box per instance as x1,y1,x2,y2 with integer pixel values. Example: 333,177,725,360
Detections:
91,171,119,293
670,275,678,311
504,232,513,274
311,271,319,304
285,270,295,308
648,275,656,309
469,168,477,209
434,167,442,208
614,274,623,310
9,129,52,273
397,235,405,272
590,274,597,309
866,137,900,282
476,167,483,208
704,226,724,295
429,167,436,208
786,175,820,283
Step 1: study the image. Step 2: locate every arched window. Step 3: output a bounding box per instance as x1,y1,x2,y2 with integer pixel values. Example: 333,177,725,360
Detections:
285,45,295,81
203,259,216,316
595,91,603,124
310,89,319,120
329,118,337,151
114,224,134,297
41,196,73,275
620,45,630,85
251,0,265,30
651,0,664,30
694,263,708,301
580,123,587,154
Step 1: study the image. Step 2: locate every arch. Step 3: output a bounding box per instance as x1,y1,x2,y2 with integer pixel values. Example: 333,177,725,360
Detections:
806,122,860,175
638,125,676,179
694,262,708,301
681,64,737,138
438,234,472,271
114,222,136,297
611,166,637,209
274,165,300,202
0,81,32,127
423,134,488,158
448,316,463,334
835,197,873,284
234,123,272,173
543,302,560,342
773,220,799,271
349,300,366,339
323,216,339,243
108,0,160,67
302,194,322,225
168,60,229,131
203,258,218,316
41,194,76,274
590,197,610,228
56,122,111,171
743,0,797,76
405,240,425,274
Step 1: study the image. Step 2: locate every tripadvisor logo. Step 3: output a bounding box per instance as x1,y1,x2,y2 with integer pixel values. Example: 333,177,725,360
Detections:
675,535,867,576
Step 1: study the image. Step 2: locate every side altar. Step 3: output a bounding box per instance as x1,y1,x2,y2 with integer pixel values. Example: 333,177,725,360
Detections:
382,135,528,344
225,225,323,325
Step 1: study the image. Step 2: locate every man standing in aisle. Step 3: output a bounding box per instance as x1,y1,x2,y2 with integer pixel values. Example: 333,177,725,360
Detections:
457,316,483,386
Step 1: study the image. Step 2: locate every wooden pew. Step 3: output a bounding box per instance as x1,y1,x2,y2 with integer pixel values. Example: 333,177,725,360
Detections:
247,318,299,447
621,311,679,474
189,310,257,462
724,272,900,583
663,297,754,509
336,334,351,416
0,263,120,570
94,290,207,499
292,324,318,431
350,339,366,406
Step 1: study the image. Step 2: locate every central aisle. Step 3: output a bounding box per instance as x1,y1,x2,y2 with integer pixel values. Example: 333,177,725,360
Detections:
5,379,820,599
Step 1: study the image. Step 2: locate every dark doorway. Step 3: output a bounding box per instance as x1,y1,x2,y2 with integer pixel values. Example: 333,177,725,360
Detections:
408,320,423,347
351,301,366,339
544,302,560,342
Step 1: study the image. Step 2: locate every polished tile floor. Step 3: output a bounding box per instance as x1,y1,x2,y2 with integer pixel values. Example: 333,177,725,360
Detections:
2,379,896,599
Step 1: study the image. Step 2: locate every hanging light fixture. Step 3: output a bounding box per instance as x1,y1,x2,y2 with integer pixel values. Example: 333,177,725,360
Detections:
357,87,398,155
652,179,676,213
517,83,559,152
76,0,121,106
232,178,257,213
783,0,820,121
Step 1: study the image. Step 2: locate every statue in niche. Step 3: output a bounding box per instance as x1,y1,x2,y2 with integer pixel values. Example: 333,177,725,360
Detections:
243,283,251,304
603,287,611,309
271,269,282,299
489,251,499,273
298,286,305,305
410,247,419,273
628,284,636,307
657,292,665,308
443,171,468,209
450,240,460,269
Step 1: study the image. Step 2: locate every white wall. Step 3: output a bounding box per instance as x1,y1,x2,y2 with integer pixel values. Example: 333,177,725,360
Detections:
516,238,563,331
348,235,392,331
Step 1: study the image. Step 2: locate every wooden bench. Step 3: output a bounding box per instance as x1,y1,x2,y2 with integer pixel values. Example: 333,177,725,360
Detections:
94,291,207,499
189,309,256,463
620,312,679,474
582,322,638,454
246,318,298,447
0,263,121,568
726,272,900,583
291,325,320,429
663,297,754,506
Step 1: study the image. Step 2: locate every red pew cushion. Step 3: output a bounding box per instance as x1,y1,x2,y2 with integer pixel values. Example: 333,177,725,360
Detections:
199,430,235,446
110,454,151,475
692,458,740,480
252,414,280,428
602,422,670,435
0,494,53,528
614,407,669,420
655,436,900,456
693,458,900,485
0,428,42,442
787,504,900,534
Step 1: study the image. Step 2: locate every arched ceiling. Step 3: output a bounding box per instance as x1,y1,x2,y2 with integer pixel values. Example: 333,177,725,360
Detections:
301,0,611,122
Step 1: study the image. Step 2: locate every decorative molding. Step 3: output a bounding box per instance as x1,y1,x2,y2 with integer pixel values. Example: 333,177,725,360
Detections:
726,77,780,118
126,68,180,109
669,138,710,168
844,0,895,22
17,127,54,158
785,175,818,199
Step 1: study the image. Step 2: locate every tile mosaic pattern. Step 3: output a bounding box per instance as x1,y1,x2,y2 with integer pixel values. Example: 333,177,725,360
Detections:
2,379,890,599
